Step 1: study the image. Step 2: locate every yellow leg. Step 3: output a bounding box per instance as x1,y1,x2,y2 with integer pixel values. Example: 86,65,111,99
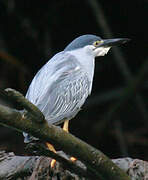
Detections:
63,120,77,162
46,120,76,168
46,120,70,168
46,142,56,168
63,119,69,132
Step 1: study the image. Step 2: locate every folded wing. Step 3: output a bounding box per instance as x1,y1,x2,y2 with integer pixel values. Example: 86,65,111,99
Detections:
26,52,90,125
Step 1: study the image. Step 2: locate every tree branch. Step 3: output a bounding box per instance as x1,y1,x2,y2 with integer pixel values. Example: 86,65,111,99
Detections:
0,150,37,179
0,89,131,180
0,150,147,180
26,143,94,179
4,88,45,123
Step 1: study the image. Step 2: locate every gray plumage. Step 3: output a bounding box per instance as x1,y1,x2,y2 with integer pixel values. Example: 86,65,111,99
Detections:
23,34,129,143
64,35,101,51
26,52,90,125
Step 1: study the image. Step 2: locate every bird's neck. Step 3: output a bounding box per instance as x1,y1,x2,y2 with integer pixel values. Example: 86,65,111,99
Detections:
68,49,95,93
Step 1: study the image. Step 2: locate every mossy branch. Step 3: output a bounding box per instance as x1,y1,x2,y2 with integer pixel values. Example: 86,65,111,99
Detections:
0,88,131,180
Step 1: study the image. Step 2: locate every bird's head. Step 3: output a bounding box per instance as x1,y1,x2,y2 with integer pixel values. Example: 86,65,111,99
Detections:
64,34,130,57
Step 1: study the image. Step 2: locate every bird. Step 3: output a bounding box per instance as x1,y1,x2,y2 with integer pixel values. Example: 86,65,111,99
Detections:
23,34,129,167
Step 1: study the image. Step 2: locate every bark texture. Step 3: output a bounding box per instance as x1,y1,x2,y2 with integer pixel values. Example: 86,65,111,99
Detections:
0,151,147,180
0,89,132,179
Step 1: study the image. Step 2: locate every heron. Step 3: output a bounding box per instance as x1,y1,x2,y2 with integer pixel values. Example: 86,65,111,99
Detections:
23,34,129,167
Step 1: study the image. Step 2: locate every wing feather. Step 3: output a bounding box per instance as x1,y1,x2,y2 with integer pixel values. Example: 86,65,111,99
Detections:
26,52,90,125
45,72,90,124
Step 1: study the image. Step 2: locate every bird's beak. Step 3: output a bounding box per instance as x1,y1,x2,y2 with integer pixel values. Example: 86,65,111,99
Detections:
99,38,130,47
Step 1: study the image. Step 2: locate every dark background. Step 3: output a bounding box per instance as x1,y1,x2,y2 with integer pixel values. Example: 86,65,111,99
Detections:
0,0,148,161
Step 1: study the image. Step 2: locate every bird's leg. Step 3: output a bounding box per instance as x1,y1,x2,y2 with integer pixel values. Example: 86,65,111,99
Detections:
63,119,69,132
46,142,56,168
63,120,77,162
46,120,76,168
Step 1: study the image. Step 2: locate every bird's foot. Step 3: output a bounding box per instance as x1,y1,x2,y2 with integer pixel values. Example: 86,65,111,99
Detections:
70,156,77,162
46,142,57,168
50,156,77,169
50,159,57,168
47,120,76,168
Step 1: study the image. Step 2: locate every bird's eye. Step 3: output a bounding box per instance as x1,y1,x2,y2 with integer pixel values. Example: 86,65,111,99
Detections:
93,40,101,47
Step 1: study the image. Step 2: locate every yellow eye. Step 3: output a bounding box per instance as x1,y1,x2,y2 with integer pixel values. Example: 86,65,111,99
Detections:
93,40,102,47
